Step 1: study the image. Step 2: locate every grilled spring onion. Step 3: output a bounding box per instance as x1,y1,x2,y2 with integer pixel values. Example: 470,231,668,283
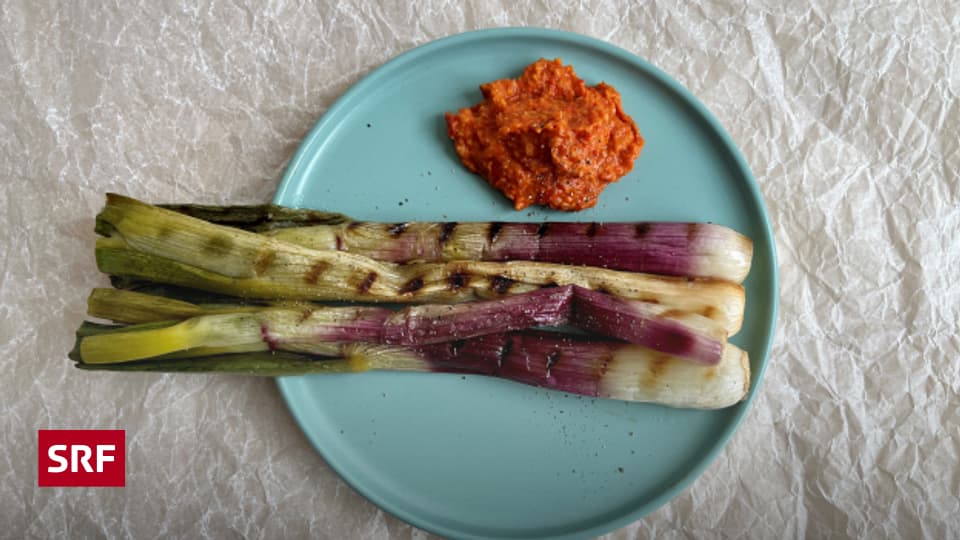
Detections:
97,281,729,342
159,202,350,231
78,288,570,364
165,203,753,283
570,286,725,364
86,287,271,322
96,194,746,333
73,324,750,409
421,331,750,409
86,286,728,365
70,322,354,375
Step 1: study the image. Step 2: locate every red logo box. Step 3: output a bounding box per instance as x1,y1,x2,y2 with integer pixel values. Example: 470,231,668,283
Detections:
38,430,125,487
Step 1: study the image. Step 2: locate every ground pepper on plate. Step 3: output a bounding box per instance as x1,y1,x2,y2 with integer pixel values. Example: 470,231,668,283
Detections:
445,58,644,211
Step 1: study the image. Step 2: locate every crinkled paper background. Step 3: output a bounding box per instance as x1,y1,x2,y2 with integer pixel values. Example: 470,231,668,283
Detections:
2,0,958,538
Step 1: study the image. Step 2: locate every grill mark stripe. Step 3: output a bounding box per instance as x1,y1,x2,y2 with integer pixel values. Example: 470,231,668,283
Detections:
252,250,276,275
357,272,378,293
491,275,515,294
304,261,329,284
448,272,470,290
399,277,425,294
439,222,458,245
546,350,561,371
488,222,504,243
204,235,234,256
496,337,514,372
388,222,409,236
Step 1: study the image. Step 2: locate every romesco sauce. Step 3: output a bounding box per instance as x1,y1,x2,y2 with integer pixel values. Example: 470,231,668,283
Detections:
445,58,644,211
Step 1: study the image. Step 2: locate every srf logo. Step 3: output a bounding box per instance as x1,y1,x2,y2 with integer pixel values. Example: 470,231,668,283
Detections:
38,430,125,487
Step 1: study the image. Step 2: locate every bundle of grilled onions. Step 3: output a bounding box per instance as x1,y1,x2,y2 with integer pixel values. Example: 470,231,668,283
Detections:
72,194,754,409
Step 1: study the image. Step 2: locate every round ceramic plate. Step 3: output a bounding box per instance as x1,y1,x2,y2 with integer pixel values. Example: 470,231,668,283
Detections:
274,28,777,540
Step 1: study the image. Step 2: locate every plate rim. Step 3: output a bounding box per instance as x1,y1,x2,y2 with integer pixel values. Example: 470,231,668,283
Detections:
274,26,779,540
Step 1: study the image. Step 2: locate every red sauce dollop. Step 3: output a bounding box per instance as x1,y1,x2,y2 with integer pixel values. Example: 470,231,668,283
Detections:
445,58,644,211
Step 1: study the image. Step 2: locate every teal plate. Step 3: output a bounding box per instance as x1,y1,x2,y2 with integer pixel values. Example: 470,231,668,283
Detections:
274,28,777,540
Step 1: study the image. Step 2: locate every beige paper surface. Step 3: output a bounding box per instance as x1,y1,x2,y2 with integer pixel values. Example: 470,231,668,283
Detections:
2,1,958,537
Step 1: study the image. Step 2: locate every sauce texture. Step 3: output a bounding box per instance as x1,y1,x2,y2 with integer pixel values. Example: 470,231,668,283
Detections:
445,59,644,211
